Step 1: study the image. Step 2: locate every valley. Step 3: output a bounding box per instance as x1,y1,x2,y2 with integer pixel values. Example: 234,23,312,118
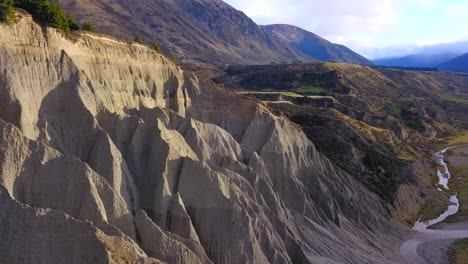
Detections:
215,63,468,263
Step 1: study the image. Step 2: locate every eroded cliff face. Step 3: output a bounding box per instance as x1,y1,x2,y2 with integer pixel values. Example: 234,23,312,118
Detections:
0,14,407,263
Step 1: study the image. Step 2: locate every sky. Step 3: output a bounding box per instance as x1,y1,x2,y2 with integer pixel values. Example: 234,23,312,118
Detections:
223,0,468,59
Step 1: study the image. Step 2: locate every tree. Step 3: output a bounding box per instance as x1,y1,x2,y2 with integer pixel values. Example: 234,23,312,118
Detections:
172,53,179,65
151,42,161,54
14,0,77,33
0,0,16,24
81,21,96,32
67,15,79,31
134,34,143,44
47,1,70,33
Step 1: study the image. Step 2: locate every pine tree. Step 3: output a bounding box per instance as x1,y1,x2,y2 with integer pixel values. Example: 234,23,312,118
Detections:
68,14,79,30
13,0,79,33
134,34,143,44
151,42,162,54
0,0,16,24
81,21,96,32
47,1,70,33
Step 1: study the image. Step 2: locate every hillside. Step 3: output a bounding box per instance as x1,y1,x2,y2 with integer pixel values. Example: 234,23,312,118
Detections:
438,53,468,72
264,24,373,65
0,11,411,264
374,53,461,68
58,0,313,65
216,63,468,224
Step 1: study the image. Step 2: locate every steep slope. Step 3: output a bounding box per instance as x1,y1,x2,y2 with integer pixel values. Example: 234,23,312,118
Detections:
264,24,373,65
437,53,468,72
374,53,460,68
0,12,407,264
59,0,312,65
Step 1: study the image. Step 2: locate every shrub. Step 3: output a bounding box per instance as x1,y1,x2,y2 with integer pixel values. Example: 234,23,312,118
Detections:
134,34,143,44
151,42,161,54
0,0,16,24
68,14,78,30
172,53,178,64
81,21,96,32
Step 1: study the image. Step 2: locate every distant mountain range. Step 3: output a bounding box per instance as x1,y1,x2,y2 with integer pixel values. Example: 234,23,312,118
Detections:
373,41,468,72
264,24,373,65
373,53,461,68
60,0,371,66
438,53,468,72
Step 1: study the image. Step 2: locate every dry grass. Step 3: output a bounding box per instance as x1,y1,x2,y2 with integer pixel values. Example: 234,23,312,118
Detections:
445,131,468,147
448,239,468,264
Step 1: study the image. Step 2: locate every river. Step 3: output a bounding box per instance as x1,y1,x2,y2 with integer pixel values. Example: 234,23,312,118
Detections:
400,146,468,264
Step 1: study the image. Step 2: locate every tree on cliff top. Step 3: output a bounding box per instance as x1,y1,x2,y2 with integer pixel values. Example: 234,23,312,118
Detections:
134,34,143,44
14,0,75,33
81,21,96,32
151,42,162,54
0,0,16,24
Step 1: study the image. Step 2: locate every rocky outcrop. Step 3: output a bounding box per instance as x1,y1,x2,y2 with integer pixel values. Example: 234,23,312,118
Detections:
0,14,407,263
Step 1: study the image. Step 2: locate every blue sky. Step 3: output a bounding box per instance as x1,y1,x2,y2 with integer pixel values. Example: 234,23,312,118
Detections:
223,0,468,58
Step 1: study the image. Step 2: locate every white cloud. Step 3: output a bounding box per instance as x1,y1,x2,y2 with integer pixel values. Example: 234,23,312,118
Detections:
225,0,407,41
224,0,468,58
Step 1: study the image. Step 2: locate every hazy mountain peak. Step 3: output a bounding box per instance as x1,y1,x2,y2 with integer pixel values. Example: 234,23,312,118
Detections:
438,53,468,72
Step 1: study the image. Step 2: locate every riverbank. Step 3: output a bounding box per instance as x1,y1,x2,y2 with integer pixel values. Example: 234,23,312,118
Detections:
443,145,468,223
400,145,467,263
439,144,468,263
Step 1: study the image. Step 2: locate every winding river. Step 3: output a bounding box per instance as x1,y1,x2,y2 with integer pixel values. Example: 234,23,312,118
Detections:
413,147,460,231
400,146,468,264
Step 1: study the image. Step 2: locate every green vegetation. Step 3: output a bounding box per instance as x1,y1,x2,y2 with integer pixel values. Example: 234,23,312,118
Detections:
15,0,74,33
238,91,306,103
172,53,178,64
297,85,327,94
134,34,143,44
81,21,96,32
419,199,450,222
448,239,468,264
0,0,16,24
444,131,468,147
264,101,325,115
68,14,78,30
439,93,468,107
444,164,468,223
151,42,161,54
1,0,98,33
281,92,302,97
385,102,425,131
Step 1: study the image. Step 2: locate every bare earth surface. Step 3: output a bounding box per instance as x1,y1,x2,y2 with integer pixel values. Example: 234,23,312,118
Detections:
400,222,468,264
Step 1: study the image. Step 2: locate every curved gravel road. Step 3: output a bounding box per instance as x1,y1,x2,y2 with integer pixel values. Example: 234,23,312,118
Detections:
400,226,468,263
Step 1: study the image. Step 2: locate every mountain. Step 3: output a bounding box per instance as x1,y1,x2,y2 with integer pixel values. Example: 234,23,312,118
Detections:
417,41,468,55
264,24,373,65
374,52,461,68
437,53,468,72
59,0,313,65
0,12,410,264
